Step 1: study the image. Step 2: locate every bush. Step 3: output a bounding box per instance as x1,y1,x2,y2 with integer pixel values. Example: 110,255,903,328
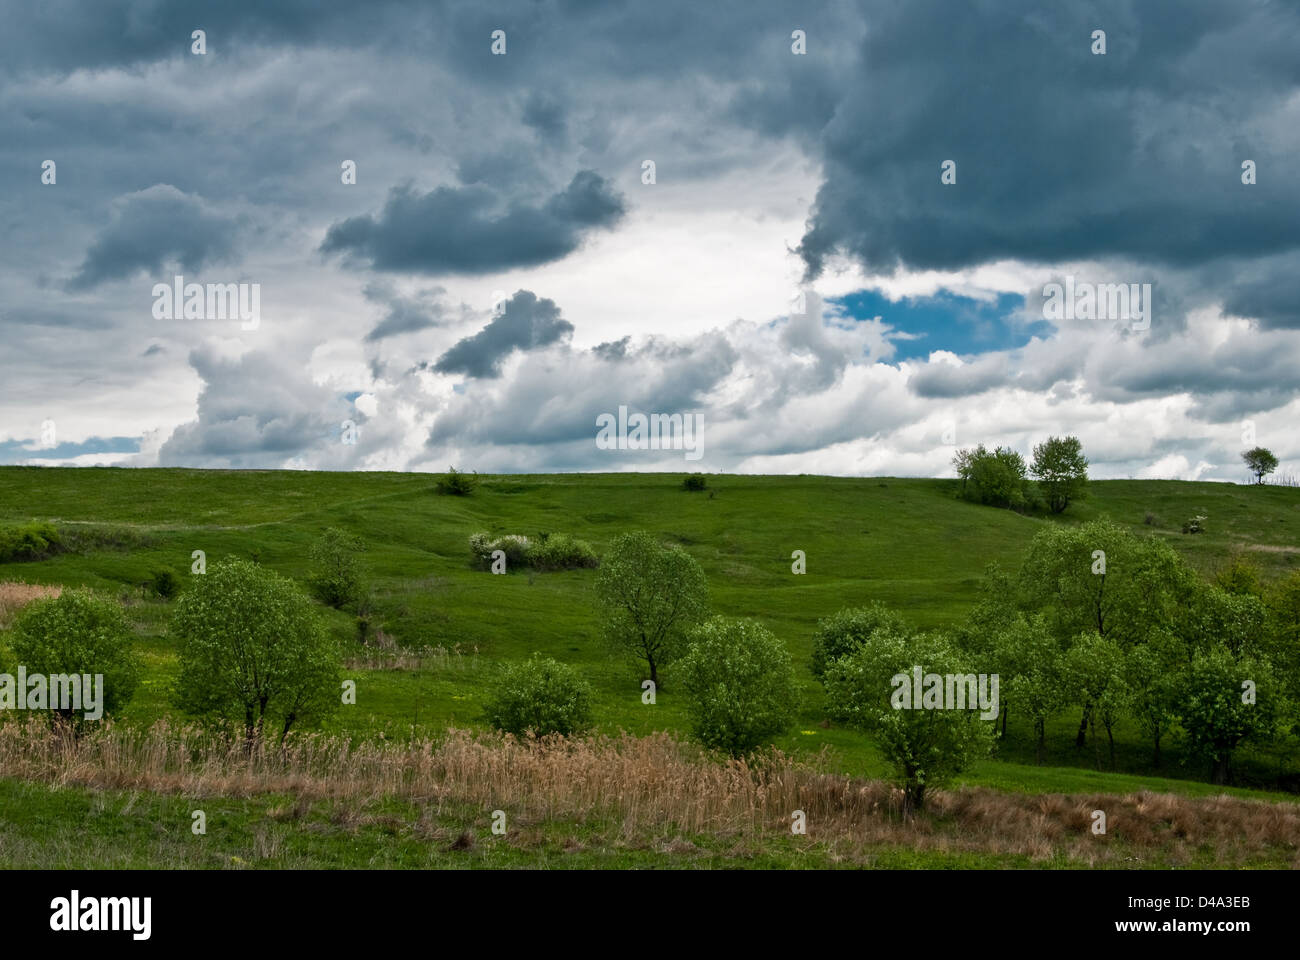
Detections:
0,522,61,562
484,655,593,737
308,528,366,608
528,533,599,571
952,445,1033,510
469,532,532,569
1143,510,1158,526
1182,514,1207,534
810,603,906,680
1174,646,1283,784
149,568,181,600
435,467,478,496
7,589,141,726
678,616,799,756
682,474,707,492
171,557,341,744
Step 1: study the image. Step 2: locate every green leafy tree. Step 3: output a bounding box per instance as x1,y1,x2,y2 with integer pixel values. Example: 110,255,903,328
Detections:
1174,646,1283,784
171,558,341,746
484,655,592,738
1242,446,1279,484
678,616,799,756
809,602,906,680
308,527,366,608
1030,435,1089,514
594,532,709,687
1181,586,1269,661
824,629,995,815
952,444,1032,510
7,590,141,727
1125,640,1181,766
1004,625,1068,764
1063,632,1129,768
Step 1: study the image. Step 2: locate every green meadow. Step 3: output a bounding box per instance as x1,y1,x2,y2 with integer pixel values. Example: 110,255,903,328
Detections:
1,467,1298,867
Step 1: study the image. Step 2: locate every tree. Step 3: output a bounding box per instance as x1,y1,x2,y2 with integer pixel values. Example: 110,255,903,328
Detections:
1004,626,1068,764
824,629,995,815
308,527,366,608
171,558,341,747
678,617,799,756
1174,646,1282,784
1125,640,1180,767
1063,632,1129,769
7,590,141,728
595,532,709,687
484,655,592,738
809,603,906,680
952,444,1032,510
1030,435,1089,513
1241,447,1279,484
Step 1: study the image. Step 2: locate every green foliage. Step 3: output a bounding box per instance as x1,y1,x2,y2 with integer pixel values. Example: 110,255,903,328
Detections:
435,467,479,496
809,602,906,680
1181,586,1269,660
824,628,995,813
308,527,366,608
594,532,709,686
524,533,599,571
1181,514,1207,534
1030,435,1089,514
0,522,61,562
953,445,1033,511
1003,622,1068,763
149,568,181,600
1018,518,1198,646
1213,554,1264,598
170,557,341,743
682,474,708,492
7,589,141,725
484,654,592,737
1063,632,1130,767
1174,646,1283,784
677,616,799,756
1125,641,1181,765
1241,447,1279,484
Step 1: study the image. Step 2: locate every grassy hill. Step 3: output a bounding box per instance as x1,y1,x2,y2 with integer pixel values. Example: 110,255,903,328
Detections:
1,467,1298,868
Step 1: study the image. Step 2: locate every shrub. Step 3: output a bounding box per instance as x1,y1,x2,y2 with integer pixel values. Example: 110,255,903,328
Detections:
171,558,341,745
678,617,799,756
810,603,906,680
0,522,61,562
469,532,532,569
1143,510,1157,526
435,467,478,496
308,528,366,608
682,474,707,492
1174,646,1283,784
484,655,592,738
149,568,181,600
7,589,141,726
952,445,1033,510
1182,514,1207,534
528,533,599,571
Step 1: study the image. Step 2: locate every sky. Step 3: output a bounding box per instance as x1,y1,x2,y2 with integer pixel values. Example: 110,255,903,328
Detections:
2,0,1298,482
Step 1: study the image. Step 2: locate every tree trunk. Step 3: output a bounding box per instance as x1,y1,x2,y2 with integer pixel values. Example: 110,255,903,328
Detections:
1106,723,1115,769
1075,708,1090,748
1035,718,1045,765
1001,705,1008,738
902,781,925,819
1212,756,1230,785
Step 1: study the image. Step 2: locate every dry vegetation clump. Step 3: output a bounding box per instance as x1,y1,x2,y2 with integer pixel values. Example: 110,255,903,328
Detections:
0,582,63,628
0,719,1296,867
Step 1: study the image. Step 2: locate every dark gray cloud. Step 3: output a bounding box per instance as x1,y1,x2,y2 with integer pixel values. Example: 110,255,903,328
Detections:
320,170,625,275
433,290,574,378
363,281,451,341
67,185,240,290
795,0,1300,279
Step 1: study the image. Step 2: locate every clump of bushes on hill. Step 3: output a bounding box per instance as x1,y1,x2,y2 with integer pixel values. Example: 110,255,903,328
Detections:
952,445,1034,511
484,654,592,738
435,467,478,496
468,532,598,571
149,568,181,600
6,589,142,728
1182,514,1207,534
678,616,799,756
0,523,151,564
308,527,367,608
0,523,61,562
810,603,907,680
682,474,707,491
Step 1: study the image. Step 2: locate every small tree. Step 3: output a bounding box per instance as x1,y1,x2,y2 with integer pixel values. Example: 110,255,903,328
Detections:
7,590,141,727
953,444,1032,510
1125,640,1180,767
678,617,799,756
1242,447,1279,484
308,527,366,608
1001,618,1067,762
171,558,341,747
484,655,592,738
1174,646,1282,784
824,629,994,815
810,603,906,680
595,532,709,687
1030,435,1089,513
1063,632,1129,769
435,467,479,495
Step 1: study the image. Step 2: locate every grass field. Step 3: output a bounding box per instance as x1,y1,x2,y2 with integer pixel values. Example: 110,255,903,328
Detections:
1,466,1298,868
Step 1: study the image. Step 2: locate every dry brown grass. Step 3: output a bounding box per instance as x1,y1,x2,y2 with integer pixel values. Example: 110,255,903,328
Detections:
0,719,1296,867
0,581,62,628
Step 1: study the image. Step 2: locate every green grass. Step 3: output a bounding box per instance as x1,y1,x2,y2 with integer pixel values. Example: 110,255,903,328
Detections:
0,467,1297,867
